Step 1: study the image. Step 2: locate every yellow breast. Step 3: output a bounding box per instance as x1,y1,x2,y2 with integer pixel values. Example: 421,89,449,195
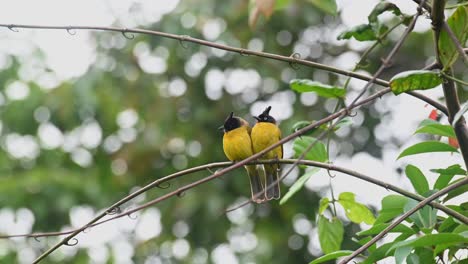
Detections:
223,126,254,161
251,122,283,159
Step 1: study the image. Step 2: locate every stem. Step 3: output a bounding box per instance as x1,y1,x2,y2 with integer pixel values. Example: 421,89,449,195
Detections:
5,158,464,241
432,0,468,169
0,23,448,115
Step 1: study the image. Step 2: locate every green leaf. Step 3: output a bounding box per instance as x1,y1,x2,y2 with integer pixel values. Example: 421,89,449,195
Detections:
405,165,429,195
388,233,468,253
395,246,413,264
338,192,375,225
334,117,353,130
361,233,413,264
280,168,320,205
353,236,376,252
309,250,353,264
308,0,337,15
389,70,443,95
432,164,466,190
414,123,456,138
407,248,436,264
438,217,457,232
319,197,330,214
443,179,468,202
431,164,466,175
290,79,346,98
337,24,377,41
317,215,344,254
404,200,437,229
292,136,328,163
375,195,408,224
453,101,468,125
368,1,402,30
357,223,414,236
438,6,468,69
397,141,458,159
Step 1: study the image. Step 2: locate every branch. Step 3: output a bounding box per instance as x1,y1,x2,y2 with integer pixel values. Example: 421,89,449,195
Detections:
0,23,448,115
0,23,388,87
5,158,464,241
339,177,468,264
431,0,468,169
30,85,394,262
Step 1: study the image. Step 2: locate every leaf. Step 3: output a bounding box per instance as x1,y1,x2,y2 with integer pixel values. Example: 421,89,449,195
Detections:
432,164,466,190
438,6,468,69
353,236,376,252
407,248,436,264
404,200,437,229
308,0,337,16
389,70,443,95
309,250,353,264
317,215,344,254
414,123,456,138
280,168,320,205
290,79,346,98
443,179,468,202
438,217,457,232
292,136,328,163
453,101,468,125
375,195,408,224
397,141,458,159
338,192,375,225
388,233,468,253
361,233,413,264
291,121,326,136
368,1,402,31
395,246,412,264
337,24,377,41
334,117,353,130
319,197,330,214
357,223,414,236
431,164,466,175
405,165,429,195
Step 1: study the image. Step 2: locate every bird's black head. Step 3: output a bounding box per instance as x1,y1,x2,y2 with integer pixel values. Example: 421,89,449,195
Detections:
221,112,242,132
254,106,276,124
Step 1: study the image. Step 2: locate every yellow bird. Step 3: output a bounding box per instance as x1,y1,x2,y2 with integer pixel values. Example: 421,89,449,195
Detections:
221,112,266,203
251,106,282,200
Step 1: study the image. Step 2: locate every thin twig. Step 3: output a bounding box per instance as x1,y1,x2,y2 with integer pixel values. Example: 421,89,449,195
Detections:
347,1,426,110
440,71,468,86
339,177,468,264
4,157,463,241
432,0,468,169
441,20,468,65
31,86,391,262
0,23,388,87
0,23,448,115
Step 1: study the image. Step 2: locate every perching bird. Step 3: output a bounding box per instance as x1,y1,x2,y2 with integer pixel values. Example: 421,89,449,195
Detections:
251,106,282,200
221,112,266,203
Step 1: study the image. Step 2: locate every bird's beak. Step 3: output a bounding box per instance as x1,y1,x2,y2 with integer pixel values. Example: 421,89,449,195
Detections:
253,116,260,121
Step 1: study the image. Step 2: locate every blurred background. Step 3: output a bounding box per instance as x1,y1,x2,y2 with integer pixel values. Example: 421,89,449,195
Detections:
0,0,465,263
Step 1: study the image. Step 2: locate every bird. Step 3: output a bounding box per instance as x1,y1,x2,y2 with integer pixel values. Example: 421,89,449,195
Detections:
251,106,282,200
221,112,266,203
